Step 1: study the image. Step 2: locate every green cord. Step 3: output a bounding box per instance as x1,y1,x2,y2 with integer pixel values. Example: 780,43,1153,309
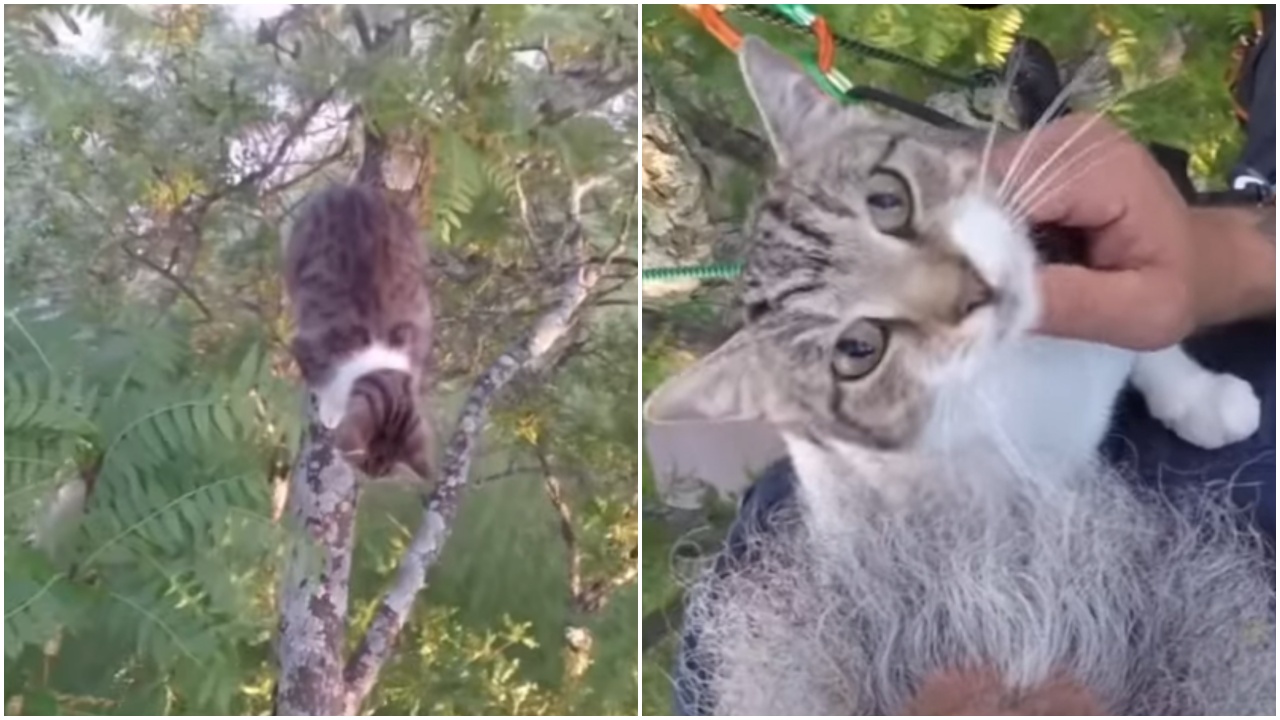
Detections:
740,4,977,87
641,262,743,281
643,7,842,285
770,3,817,28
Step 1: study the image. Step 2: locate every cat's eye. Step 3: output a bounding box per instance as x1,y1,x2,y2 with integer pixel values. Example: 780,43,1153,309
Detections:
865,169,913,235
831,320,887,381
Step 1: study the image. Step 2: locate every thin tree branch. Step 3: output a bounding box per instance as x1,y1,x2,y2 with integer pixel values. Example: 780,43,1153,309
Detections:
254,5,309,62
575,564,639,615
536,445,582,601
475,465,542,487
348,7,375,51
119,247,214,320
341,177,610,714
215,88,336,201
262,136,352,198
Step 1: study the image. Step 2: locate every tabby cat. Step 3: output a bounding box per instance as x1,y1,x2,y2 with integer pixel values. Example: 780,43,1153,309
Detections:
646,37,1273,715
284,183,434,482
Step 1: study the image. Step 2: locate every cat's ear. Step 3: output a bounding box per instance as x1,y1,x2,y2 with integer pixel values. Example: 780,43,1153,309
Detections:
644,332,767,424
334,396,373,458
738,35,843,166
399,414,435,485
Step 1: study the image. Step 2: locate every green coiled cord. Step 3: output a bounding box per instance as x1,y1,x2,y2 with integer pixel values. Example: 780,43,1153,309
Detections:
641,262,744,281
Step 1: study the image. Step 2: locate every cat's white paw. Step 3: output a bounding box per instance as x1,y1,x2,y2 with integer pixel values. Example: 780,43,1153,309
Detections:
1146,372,1260,450
315,391,347,429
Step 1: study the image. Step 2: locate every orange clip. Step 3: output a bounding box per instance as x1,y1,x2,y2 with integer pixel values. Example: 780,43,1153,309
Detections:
680,4,742,52
812,16,835,73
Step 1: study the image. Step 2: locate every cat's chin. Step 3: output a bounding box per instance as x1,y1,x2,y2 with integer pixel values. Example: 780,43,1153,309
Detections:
931,302,1031,386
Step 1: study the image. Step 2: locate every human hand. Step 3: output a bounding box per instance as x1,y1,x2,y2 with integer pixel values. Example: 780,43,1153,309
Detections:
991,114,1201,350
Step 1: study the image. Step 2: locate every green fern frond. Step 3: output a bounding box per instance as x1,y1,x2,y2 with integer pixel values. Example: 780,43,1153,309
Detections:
4,311,273,692
3,544,89,658
481,157,518,202
433,130,496,245
4,369,94,436
85,472,261,560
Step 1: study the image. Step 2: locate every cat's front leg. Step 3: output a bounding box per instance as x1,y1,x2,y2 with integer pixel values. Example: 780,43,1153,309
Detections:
293,327,378,430
1129,345,1261,449
291,334,345,429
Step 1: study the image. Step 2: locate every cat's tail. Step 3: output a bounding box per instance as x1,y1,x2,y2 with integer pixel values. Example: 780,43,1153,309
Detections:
901,666,1104,716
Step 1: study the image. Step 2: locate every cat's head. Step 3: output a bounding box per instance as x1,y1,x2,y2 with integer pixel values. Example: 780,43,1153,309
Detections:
335,370,434,482
645,37,1040,449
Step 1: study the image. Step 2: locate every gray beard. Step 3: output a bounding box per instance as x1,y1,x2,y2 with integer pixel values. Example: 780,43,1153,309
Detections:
681,456,1275,715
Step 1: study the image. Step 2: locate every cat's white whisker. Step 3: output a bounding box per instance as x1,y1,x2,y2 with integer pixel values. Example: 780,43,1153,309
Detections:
974,388,1037,485
1005,135,1124,221
998,108,1115,220
999,51,1133,205
996,51,1110,202
1015,142,1124,223
978,44,1025,195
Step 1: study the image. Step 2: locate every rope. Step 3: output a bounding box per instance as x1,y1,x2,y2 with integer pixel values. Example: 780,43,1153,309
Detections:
646,6,981,284
734,4,978,88
641,262,744,282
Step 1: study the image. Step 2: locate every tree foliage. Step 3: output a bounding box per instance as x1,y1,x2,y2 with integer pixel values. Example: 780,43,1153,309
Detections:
639,4,1257,714
5,4,636,715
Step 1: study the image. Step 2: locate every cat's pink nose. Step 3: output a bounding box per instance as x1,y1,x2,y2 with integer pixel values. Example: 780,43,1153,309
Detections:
958,267,996,318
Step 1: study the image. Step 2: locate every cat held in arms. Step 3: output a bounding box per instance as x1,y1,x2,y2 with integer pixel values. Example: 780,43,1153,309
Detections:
645,37,1275,715
284,183,435,484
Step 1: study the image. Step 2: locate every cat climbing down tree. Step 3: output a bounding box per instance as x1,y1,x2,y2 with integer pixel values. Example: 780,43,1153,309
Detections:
283,183,435,482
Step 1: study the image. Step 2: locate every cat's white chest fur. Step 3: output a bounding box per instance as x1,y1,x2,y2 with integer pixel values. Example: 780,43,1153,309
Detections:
791,335,1260,544
315,343,412,428
791,335,1262,520
923,336,1135,470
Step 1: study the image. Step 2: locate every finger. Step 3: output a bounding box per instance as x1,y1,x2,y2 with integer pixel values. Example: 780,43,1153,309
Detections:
1035,264,1174,350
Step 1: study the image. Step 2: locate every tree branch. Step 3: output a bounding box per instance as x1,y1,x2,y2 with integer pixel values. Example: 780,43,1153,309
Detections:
193,87,336,216
119,247,213,320
575,563,639,615
341,177,611,713
536,445,582,601
274,407,360,716
347,7,375,51
254,5,309,63
262,136,352,199
655,78,769,170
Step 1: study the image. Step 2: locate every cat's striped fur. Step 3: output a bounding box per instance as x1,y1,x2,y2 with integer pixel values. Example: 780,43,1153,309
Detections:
334,369,433,481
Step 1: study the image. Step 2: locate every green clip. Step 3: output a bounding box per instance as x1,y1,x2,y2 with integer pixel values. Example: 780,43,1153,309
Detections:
771,4,817,28
799,54,854,102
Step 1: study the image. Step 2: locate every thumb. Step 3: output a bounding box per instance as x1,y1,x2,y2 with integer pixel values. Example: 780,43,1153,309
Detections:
1035,265,1176,350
